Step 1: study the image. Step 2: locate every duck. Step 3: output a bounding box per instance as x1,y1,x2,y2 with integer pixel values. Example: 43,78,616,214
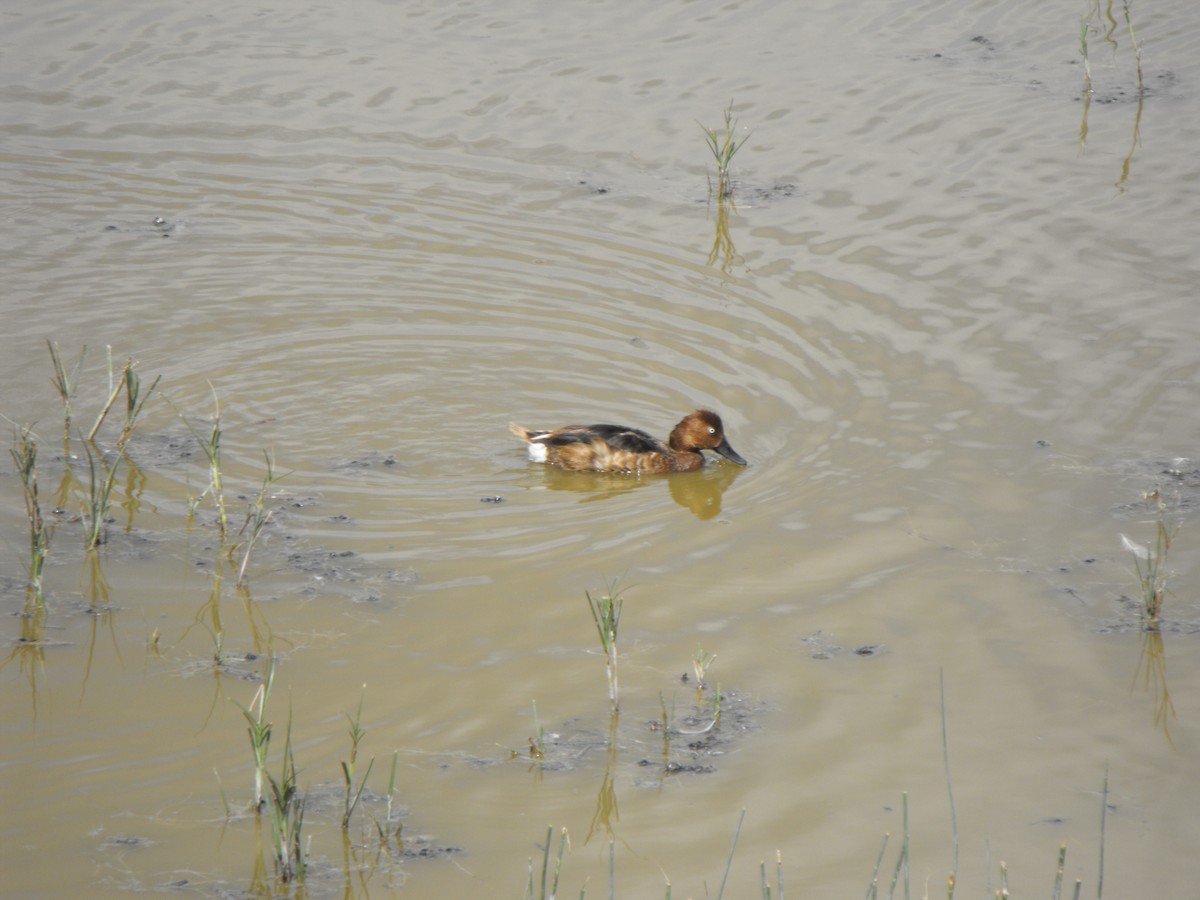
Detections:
510,409,747,474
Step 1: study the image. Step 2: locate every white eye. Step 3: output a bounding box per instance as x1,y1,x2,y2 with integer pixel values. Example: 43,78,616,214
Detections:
708,427,716,434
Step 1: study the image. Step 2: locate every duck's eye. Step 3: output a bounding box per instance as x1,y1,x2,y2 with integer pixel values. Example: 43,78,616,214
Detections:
708,427,716,435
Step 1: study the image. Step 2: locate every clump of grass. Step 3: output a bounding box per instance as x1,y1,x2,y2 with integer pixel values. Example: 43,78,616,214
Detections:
10,426,52,597
43,343,160,550
265,711,305,883
1119,488,1176,629
586,578,626,710
340,684,376,829
692,644,717,688
79,437,125,551
701,100,751,199
46,341,85,447
233,656,306,882
86,347,160,448
235,658,277,811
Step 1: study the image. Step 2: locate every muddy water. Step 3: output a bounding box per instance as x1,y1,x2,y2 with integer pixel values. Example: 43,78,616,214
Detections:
4,0,1200,896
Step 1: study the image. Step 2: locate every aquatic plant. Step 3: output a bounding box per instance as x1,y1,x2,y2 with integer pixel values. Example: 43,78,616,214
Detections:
1078,17,1093,94
586,578,626,709
233,657,305,882
524,825,572,900
231,450,281,587
1119,488,1176,629
529,700,545,761
340,684,376,829
79,437,125,550
524,812,779,900
86,347,160,448
46,340,85,447
10,426,51,597
176,384,229,538
1122,0,1143,92
692,644,717,688
376,750,403,846
701,100,751,200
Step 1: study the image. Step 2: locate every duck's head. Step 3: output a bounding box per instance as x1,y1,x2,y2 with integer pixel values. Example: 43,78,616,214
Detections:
671,409,747,465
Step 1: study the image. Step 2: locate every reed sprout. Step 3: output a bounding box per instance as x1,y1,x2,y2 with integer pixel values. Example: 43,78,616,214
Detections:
528,700,545,761
586,578,626,709
46,340,85,446
265,711,305,882
376,750,402,845
340,684,376,829
1122,0,1143,92
177,384,228,538
231,450,281,587
10,427,51,596
701,100,751,199
1079,17,1093,95
524,826,571,900
86,348,160,447
80,436,125,551
233,656,305,882
1119,489,1176,629
692,644,717,687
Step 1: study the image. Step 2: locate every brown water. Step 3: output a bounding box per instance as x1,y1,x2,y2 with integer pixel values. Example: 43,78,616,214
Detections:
4,1,1200,897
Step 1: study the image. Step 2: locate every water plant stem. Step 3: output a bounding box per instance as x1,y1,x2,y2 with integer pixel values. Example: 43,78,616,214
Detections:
232,450,281,587
701,100,750,199
586,579,625,709
80,436,125,550
177,384,228,538
11,427,51,594
341,684,376,829
46,340,85,446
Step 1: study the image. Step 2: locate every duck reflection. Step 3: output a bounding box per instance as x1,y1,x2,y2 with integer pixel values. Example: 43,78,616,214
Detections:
533,461,743,520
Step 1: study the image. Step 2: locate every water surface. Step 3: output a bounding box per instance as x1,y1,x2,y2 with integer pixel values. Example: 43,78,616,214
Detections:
3,1,1199,896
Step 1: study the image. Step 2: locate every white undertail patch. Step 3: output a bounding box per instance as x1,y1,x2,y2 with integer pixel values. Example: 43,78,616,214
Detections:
527,442,548,462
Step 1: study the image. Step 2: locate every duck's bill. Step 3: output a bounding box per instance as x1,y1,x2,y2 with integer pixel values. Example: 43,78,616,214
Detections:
714,438,747,466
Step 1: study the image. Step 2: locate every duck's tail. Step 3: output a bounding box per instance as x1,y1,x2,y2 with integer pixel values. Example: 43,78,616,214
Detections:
509,422,537,443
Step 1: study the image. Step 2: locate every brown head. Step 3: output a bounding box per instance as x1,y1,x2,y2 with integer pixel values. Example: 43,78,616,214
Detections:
668,409,747,465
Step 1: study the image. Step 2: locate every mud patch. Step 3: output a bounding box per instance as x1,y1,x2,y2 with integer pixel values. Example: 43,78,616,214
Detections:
801,630,886,660
491,683,766,789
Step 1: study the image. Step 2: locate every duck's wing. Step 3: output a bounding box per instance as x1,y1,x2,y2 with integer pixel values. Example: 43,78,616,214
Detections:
556,424,665,454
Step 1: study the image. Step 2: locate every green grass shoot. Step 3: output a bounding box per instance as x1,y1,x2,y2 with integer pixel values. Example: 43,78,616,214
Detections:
10,426,51,596
175,383,228,539
341,684,376,829
586,578,626,709
701,100,751,199
46,340,85,447
79,436,125,551
231,450,282,587
692,644,717,687
233,656,304,881
1119,489,1176,628
86,350,160,447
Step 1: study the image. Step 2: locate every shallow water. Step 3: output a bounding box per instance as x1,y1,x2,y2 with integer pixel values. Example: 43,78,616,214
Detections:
3,0,1200,897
